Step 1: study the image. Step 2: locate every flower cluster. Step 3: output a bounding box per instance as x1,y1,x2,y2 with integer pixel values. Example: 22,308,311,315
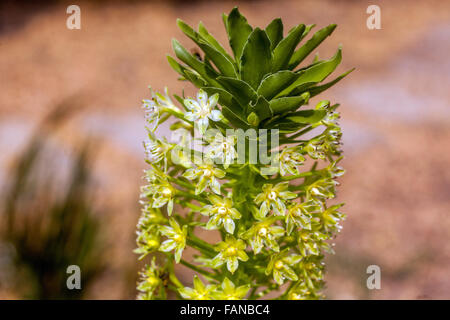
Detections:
135,8,350,300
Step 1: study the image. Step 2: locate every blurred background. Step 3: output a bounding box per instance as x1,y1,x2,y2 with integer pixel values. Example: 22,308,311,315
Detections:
0,0,449,299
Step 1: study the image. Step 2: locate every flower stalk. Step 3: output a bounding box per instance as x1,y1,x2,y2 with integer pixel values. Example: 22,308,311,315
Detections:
136,7,351,300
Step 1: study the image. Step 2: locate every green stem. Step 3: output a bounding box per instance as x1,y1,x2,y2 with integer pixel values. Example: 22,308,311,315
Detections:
177,190,207,204
180,259,218,280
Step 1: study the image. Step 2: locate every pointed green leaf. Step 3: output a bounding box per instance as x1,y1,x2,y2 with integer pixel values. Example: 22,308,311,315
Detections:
177,19,200,42
201,86,245,120
177,19,236,77
277,48,342,97
222,106,249,129
227,7,253,60
295,47,342,83
272,24,305,71
288,24,337,70
265,18,283,50
301,24,316,40
184,69,207,88
222,13,229,32
257,71,301,100
308,68,355,97
167,55,186,77
286,109,327,124
198,41,237,77
216,76,257,109
240,28,272,89
267,119,308,132
269,92,310,114
172,39,221,88
268,109,326,131
249,96,273,121
198,22,234,61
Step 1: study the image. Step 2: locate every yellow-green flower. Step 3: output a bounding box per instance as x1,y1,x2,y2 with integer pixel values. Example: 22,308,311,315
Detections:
322,158,345,179
206,132,237,169
137,258,161,300
143,131,170,164
265,251,302,285
297,229,328,256
135,225,161,258
305,178,336,203
142,98,159,132
240,217,284,254
254,182,296,218
211,235,249,273
141,168,176,215
297,257,325,287
201,195,241,234
142,87,180,132
154,86,180,112
315,203,345,233
285,200,320,234
288,282,320,300
212,278,250,300
277,147,305,176
303,138,326,160
184,89,222,134
178,275,217,300
183,163,225,195
159,219,187,263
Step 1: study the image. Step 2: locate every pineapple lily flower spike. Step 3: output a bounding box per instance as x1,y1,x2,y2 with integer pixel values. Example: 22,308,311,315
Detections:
135,7,353,300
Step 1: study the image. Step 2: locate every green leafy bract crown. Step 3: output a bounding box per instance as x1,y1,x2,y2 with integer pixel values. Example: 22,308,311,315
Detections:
169,7,354,130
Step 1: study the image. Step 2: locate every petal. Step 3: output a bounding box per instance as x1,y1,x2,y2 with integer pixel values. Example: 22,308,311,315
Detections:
223,218,235,234
260,202,269,217
254,193,265,204
210,178,221,195
211,254,224,268
275,199,286,215
236,285,250,298
280,191,297,200
185,111,198,121
273,270,284,285
286,217,295,235
200,205,213,216
196,177,208,195
274,182,289,192
169,219,181,231
213,167,226,178
184,99,200,111
193,275,205,291
237,250,249,262
205,217,219,230
229,208,241,219
167,199,173,216
222,277,234,291
159,226,175,237
174,246,184,263
227,257,239,274
208,93,219,108
197,89,208,106
284,254,302,265
183,169,197,180
266,238,280,252
282,266,298,281
209,109,223,122
179,287,196,299
270,226,285,238
159,239,177,252
197,117,209,135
